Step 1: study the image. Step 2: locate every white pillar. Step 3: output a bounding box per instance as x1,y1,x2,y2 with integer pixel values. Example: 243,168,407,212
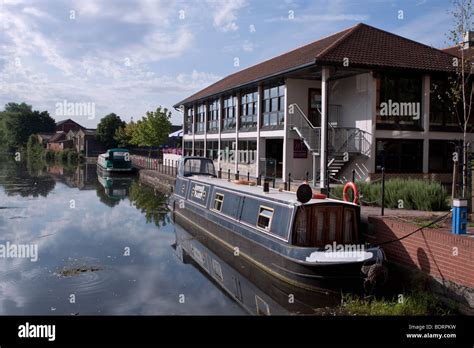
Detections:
204,102,208,158
282,83,288,181
217,96,223,170
235,94,240,174
256,85,263,178
191,105,195,155
320,67,330,189
422,74,430,174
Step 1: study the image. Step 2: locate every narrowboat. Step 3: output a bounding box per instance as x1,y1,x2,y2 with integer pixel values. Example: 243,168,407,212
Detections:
170,157,387,294
97,148,133,172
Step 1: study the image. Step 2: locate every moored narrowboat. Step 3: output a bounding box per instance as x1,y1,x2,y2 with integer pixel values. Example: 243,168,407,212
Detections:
97,148,133,172
170,156,387,294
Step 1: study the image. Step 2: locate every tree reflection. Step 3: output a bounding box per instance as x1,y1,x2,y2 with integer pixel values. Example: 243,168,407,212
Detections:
128,181,170,227
0,158,56,197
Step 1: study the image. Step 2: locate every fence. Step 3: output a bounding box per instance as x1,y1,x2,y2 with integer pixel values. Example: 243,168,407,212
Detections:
131,155,179,177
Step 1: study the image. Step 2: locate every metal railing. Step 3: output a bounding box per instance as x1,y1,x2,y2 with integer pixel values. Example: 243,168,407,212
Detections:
288,103,321,154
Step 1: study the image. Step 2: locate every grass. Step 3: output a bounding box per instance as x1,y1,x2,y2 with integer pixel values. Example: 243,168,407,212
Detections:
341,291,455,315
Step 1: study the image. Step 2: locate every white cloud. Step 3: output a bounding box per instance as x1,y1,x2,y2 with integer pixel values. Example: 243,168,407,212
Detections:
265,14,369,23
207,0,247,32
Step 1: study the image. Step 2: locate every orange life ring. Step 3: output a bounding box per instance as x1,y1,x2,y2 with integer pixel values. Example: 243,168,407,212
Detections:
343,182,359,204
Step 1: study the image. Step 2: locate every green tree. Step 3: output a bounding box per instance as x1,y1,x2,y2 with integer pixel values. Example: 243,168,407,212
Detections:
114,121,137,148
0,102,56,149
446,0,473,197
96,113,125,149
131,106,172,154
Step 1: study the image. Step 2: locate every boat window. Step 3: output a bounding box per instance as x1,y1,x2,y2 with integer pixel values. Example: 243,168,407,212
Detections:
183,159,216,177
257,206,274,230
214,193,224,211
344,208,356,243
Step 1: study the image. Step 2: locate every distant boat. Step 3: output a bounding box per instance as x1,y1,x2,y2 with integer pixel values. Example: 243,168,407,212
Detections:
170,156,387,294
97,148,133,172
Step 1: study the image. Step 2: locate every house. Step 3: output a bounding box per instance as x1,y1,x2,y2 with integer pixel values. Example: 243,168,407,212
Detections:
46,131,73,152
174,23,473,188
55,119,85,133
66,128,105,156
37,133,55,147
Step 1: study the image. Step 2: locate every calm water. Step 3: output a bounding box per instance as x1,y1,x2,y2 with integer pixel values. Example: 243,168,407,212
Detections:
0,158,246,315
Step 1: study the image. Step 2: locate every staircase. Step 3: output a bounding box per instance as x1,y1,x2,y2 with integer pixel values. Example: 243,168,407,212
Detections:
288,103,371,183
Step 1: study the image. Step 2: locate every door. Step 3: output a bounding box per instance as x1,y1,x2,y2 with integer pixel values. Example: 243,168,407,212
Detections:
308,88,321,127
265,139,283,178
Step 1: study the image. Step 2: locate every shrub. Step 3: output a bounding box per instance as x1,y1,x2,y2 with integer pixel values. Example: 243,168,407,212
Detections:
330,179,449,211
67,150,78,164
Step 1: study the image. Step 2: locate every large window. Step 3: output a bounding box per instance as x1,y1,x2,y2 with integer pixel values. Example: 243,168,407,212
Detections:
220,140,236,163
430,76,473,132
376,74,422,130
240,90,258,129
208,99,219,132
194,141,204,157
237,140,257,164
196,104,205,133
376,139,423,173
185,107,194,135
206,140,219,160
184,141,193,156
263,84,285,127
429,140,457,173
223,96,237,131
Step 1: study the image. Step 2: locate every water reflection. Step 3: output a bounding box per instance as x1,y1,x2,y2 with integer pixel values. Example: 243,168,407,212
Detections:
0,158,244,315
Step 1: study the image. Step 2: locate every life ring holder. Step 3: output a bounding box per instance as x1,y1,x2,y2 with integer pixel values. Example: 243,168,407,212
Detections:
343,182,359,205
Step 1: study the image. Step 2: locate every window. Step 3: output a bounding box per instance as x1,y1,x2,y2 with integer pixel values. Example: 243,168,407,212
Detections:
206,140,219,160
376,139,423,173
257,206,274,230
208,99,219,132
240,90,258,129
185,107,194,135
263,85,285,127
214,193,224,211
237,140,257,164
223,96,237,130
376,73,422,130
220,140,236,164
194,141,204,157
196,104,205,133
430,76,472,132
429,140,457,173
184,141,193,156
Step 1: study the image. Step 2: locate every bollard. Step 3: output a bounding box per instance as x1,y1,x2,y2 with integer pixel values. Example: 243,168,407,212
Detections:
272,177,276,189
247,172,250,181
218,167,222,179
257,174,261,186
235,170,239,180
288,173,291,191
352,169,356,183
305,172,309,182
228,169,230,181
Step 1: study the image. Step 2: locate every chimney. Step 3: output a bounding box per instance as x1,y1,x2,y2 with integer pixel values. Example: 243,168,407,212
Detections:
463,31,474,49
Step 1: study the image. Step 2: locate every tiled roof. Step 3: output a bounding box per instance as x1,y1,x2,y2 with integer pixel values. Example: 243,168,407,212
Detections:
175,23,457,107
442,45,474,60
48,131,66,142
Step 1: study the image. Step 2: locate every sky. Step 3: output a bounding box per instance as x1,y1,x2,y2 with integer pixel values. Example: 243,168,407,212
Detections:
0,0,459,128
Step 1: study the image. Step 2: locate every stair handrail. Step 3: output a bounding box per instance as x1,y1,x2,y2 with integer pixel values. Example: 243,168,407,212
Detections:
288,103,317,129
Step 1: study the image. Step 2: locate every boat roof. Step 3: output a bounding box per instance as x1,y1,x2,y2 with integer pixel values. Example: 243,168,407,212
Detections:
187,175,356,207
107,148,129,152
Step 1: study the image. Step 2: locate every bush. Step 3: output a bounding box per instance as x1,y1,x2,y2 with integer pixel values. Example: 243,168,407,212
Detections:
67,150,78,164
330,179,449,211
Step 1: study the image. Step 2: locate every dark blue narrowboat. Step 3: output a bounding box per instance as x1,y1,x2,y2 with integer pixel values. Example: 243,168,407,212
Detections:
170,157,386,294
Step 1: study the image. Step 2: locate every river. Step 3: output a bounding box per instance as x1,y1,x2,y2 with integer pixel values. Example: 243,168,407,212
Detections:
0,158,336,315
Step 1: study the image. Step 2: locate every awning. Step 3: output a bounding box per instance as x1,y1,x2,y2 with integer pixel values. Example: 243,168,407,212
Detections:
169,129,183,138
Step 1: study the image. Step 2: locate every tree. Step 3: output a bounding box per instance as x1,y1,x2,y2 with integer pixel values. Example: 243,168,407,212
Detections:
446,0,473,197
0,102,56,148
114,121,137,148
131,106,172,154
96,113,125,149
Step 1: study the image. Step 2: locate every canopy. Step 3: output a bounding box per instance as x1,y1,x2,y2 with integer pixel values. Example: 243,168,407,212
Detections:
168,129,183,138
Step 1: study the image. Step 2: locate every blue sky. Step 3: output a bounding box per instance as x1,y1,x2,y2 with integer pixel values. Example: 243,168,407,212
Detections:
0,0,458,127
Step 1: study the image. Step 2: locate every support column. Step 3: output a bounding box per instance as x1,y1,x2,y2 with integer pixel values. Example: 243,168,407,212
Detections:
422,74,430,174
256,84,263,178
235,94,240,174
204,102,208,158
182,106,186,153
192,104,196,156
283,83,289,181
217,96,223,170
320,67,330,189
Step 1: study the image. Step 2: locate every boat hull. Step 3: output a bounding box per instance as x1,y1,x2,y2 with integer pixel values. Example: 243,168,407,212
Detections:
173,204,378,294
